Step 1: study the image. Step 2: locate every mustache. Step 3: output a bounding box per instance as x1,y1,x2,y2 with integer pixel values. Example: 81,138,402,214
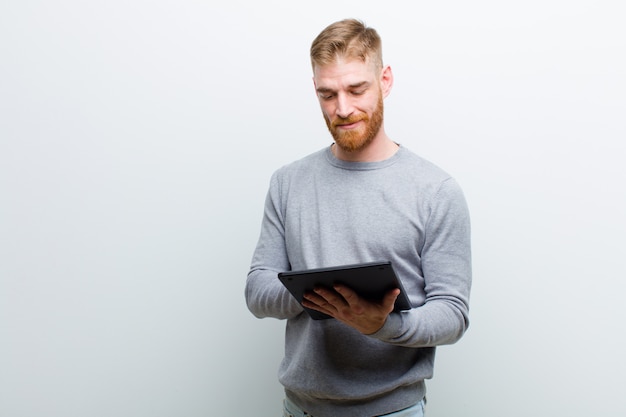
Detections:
331,114,368,128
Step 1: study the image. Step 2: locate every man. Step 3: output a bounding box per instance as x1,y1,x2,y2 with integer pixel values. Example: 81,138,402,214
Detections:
246,18,471,417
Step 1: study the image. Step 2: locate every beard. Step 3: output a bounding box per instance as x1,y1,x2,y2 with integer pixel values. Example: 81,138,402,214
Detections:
324,93,384,153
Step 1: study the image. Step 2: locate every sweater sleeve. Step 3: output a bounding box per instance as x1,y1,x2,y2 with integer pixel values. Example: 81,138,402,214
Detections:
371,177,472,347
245,171,304,319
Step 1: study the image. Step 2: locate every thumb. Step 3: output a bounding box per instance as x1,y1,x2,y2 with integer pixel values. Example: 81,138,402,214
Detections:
382,288,401,313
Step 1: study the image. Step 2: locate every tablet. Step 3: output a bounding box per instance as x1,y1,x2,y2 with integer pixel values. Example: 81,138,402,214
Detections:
277,261,412,320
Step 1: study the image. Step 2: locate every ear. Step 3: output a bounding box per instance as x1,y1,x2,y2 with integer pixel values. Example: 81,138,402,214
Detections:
380,65,393,98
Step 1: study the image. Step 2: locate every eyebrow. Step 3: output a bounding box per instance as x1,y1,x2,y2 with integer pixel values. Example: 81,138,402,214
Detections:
316,81,370,94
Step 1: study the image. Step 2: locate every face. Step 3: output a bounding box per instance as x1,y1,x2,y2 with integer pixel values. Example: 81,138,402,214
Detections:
313,58,387,153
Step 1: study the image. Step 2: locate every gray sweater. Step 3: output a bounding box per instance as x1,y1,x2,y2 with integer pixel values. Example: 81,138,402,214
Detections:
246,145,472,417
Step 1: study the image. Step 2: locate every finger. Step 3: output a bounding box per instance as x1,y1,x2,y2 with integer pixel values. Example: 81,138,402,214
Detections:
332,284,359,307
302,299,332,315
302,291,335,315
333,284,370,317
302,290,328,307
382,288,401,312
313,286,348,308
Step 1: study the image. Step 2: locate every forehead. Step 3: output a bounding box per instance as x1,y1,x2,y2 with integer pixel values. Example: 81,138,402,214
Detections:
313,57,378,89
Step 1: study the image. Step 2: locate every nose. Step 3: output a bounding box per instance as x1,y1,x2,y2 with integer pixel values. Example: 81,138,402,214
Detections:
335,93,353,119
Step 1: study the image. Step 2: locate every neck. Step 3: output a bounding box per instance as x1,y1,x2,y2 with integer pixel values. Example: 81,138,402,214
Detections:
332,134,399,162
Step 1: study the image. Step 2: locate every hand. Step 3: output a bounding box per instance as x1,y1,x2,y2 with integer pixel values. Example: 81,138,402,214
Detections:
302,284,401,334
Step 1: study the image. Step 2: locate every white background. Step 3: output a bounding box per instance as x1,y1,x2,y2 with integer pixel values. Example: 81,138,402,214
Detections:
1,1,625,416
